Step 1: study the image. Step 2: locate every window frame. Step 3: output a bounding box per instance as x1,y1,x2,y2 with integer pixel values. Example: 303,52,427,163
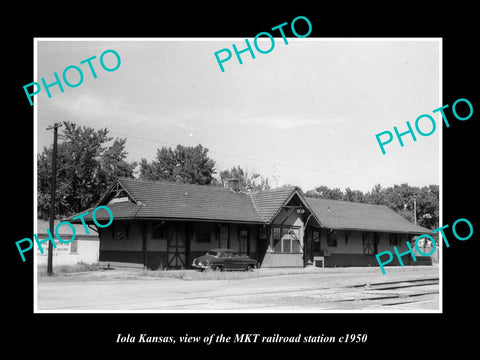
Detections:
239,228,249,254
113,221,129,241
312,229,321,253
327,229,338,247
271,226,302,254
218,225,229,248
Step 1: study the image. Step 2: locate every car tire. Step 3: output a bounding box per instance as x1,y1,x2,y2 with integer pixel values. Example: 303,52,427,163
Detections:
246,264,254,271
214,265,222,271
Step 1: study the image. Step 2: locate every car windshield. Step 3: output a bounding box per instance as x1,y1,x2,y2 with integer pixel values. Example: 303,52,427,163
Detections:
206,251,219,257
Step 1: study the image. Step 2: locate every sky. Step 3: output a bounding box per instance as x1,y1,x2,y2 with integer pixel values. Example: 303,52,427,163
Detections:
35,38,441,193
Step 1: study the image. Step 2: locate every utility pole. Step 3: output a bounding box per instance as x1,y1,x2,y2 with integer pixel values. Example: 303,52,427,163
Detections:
413,195,417,225
46,122,62,276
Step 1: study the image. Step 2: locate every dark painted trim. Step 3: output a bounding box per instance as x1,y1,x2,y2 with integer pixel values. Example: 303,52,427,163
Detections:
321,253,432,267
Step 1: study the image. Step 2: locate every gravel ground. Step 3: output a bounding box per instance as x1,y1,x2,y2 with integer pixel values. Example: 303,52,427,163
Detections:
36,265,440,312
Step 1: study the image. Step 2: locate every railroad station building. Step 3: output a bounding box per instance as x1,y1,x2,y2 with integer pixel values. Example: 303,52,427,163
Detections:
68,178,433,269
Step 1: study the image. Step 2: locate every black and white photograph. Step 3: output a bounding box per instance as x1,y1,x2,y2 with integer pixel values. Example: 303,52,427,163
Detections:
7,6,478,355
33,38,441,313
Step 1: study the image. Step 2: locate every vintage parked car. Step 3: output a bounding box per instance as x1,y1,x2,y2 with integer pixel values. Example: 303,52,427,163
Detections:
192,248,257,271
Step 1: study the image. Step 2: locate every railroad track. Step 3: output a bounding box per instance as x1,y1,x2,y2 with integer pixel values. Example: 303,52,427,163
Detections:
39,276,440,311
334,277,440,307
350,277,439,289
128,277,440,310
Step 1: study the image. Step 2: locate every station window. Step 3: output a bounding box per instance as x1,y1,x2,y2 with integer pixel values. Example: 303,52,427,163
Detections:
327,229,337,247
239,229,248,254
113,222,129,241
218,225,229,248
313,230,320,253
272,226,301,253
273,227,281,240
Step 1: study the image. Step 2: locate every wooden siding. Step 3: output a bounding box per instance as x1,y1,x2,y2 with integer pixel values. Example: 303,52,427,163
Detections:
318,230,413,255
99,220,260,269
260,196,306,268
98,218,430,270
261,253,303,267
100,221,142,251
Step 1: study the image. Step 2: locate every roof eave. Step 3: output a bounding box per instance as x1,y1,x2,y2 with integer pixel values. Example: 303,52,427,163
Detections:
72,215,266,225
321,226,432,235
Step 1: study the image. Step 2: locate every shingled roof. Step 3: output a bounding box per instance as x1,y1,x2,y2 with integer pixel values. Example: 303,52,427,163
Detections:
305,197,431,234
68,178,432,235
73,178,265,224
250,187,301,222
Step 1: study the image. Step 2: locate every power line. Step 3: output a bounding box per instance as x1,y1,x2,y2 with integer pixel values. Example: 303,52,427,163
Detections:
45,122,62,276
106,130,403,183
37,117,434,186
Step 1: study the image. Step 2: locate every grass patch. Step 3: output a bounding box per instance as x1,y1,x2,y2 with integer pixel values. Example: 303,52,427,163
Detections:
141,269,260,281
37,262,102,277
141,267,323,281
38,265,323,282
36,264,439,283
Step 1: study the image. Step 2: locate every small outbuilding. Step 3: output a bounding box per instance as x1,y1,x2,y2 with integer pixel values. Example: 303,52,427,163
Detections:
36,219,99,266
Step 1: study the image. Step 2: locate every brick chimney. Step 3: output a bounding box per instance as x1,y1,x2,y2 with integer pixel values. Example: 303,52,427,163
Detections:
226,178,241,192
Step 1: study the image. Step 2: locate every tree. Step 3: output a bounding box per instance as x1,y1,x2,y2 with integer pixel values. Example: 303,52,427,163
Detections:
384,184,415,211
37,121,136,219
365,184,386,205
344,187,366,203
218,165,271,192
414,185,439,229
139,144,216,185
365,183,439,229
305,185,344,200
